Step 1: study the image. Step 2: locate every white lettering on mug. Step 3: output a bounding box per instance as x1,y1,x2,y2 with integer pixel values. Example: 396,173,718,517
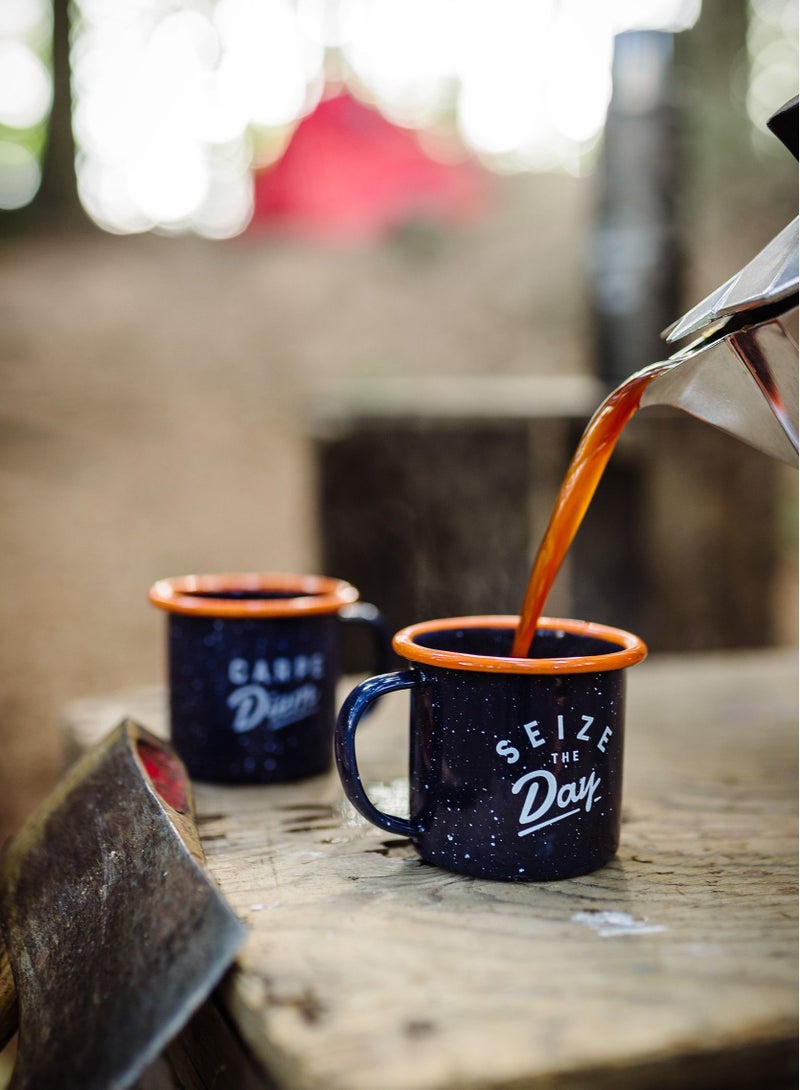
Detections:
597,726,613,752
512,768,602,836
496,711,613,835
497,711,612,762
495,739,520,764
228,657,249,685
576,715,594,741
549,750,581,765
523,721,546,748
227,682,320,733
227,654,326,687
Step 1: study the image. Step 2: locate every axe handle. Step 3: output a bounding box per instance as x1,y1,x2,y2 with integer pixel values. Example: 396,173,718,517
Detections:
0,935,18,1051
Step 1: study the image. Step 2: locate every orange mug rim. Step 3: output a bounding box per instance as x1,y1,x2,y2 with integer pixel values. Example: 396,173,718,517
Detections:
392,615,647,675
148,573,360,618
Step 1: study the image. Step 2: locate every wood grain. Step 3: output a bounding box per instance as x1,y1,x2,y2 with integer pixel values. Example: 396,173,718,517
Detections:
64,650,798,1090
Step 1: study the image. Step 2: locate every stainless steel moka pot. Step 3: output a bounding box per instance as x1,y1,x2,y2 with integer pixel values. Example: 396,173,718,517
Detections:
640,96,798,467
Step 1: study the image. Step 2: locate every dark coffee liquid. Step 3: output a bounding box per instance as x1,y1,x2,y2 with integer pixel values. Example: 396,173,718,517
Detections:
512,360,676,658
187,590,302,601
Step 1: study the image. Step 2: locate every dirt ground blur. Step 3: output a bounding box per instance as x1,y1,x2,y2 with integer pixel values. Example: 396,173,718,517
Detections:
0,168,796,845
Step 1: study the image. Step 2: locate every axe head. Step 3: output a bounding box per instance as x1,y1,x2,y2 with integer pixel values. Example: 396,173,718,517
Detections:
0,719,246,1090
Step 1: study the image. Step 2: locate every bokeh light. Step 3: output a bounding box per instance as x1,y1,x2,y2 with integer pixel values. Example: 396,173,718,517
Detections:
0,0,51,210
0,40,51,129
2,0,706,232
0,140,41,210
5,0,797,237
340,0,462,130
747,0,799,150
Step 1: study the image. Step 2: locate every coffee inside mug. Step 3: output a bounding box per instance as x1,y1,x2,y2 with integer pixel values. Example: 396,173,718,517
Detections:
184,590,303,601
411,625,622,661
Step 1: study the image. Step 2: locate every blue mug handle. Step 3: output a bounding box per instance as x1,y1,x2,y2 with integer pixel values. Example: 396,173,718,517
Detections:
335,669,419,837
338,602,392,674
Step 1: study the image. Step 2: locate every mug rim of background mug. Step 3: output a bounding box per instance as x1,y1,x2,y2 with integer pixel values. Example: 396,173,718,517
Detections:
148,572,360,619
392,615,647,674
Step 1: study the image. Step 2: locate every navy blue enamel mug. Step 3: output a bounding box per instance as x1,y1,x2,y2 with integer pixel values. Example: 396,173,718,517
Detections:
335,615,647,881
150,573,388,784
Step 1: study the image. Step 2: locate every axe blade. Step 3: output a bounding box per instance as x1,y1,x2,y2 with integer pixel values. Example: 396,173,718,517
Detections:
0,719,246,1090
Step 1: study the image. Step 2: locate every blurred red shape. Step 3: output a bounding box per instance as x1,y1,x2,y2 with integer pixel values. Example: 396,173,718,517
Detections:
249,90,491,242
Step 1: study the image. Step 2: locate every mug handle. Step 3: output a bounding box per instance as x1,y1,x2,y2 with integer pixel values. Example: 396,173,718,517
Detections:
335,670,418,837
338,601,392,674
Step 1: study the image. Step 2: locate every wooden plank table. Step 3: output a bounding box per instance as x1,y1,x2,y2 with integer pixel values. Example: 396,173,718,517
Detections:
65,649,798,1090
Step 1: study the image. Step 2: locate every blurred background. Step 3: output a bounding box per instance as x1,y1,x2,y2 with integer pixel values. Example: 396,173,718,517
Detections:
0,0,797,843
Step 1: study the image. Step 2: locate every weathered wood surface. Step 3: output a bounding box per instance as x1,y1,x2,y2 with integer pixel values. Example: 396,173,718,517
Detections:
65,650,798,1090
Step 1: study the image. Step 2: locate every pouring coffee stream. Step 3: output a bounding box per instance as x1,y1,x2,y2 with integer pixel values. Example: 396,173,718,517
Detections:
512,96,798,658
511,359,678,658
512,277,798,660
